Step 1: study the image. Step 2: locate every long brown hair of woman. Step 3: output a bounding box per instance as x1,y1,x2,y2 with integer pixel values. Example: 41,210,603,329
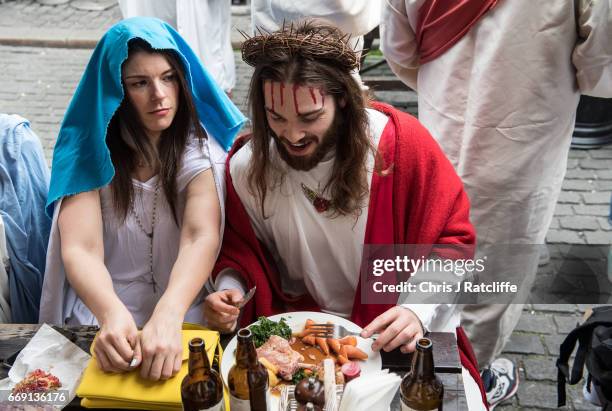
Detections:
106,38,206,224
245,23,381,219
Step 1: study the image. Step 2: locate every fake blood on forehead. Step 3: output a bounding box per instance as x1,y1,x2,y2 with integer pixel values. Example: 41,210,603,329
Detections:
268,82,326,115
292,84,301,115
269,81,275,111
308,87,317,105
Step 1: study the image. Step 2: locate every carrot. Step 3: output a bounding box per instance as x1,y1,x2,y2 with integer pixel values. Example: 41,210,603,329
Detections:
316,337,330,355
338,336,357,346
337,355,350,365
302,335,316,345
344,345,368,361
305,319,315,329
340,344,348,359
295,328,318,338
327,338,342,354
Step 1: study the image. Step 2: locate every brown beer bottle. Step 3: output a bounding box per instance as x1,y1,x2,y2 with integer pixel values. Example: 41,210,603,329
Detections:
400,338,444,411
227,328,270,411
181,338,225,411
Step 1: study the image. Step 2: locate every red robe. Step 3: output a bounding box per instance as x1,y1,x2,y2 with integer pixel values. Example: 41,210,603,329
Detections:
213,102,486,405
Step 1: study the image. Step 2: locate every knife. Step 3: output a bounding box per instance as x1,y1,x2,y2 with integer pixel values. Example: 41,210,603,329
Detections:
234,286,257,309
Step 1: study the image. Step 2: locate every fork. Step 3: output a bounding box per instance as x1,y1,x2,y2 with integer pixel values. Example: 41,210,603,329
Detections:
308,323,379,340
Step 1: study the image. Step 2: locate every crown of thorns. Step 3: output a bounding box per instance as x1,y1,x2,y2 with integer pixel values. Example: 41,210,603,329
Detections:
240,22,360,71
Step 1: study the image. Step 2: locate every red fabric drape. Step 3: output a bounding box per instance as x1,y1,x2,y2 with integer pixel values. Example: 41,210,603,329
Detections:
416,0,499,64
457,326,489,408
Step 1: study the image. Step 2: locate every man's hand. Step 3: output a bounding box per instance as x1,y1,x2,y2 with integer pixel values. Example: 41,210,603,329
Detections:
203,289,243,333
95,305,140,373
139,311,183,381
361,306,424,353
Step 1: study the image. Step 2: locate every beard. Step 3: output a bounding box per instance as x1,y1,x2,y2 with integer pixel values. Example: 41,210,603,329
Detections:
272,116,342,171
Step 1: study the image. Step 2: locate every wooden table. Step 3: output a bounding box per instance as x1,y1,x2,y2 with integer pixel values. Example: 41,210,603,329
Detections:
0,324,467,410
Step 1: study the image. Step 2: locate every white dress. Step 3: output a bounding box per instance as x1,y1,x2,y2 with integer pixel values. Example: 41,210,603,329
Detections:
39,134,228,327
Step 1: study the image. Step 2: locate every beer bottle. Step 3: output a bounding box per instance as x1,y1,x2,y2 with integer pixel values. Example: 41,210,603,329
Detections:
181,338,225,411
227,328,270,411
400,338,444,411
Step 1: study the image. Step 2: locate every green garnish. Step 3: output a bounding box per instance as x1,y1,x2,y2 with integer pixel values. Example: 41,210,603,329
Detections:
292,368,308,384
291,368,318,384
249,316,292,347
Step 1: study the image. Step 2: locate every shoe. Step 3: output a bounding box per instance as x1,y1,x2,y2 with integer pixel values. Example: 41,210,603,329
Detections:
481,358,519,409
583,379,603,406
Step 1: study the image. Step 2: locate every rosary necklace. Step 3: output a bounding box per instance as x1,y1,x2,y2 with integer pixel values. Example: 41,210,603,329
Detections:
131,182,159,292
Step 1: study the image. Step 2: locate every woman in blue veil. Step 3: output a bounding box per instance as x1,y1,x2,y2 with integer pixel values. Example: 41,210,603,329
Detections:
40,17,245,380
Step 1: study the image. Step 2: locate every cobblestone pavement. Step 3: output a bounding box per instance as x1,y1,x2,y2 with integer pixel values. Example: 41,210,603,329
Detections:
0,1,610,410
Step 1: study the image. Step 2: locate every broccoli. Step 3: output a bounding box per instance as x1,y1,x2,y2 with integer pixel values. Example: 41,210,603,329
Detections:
249,316,292,347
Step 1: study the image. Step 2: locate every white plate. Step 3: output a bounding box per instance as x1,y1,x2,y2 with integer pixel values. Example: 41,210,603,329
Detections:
221,311,383,409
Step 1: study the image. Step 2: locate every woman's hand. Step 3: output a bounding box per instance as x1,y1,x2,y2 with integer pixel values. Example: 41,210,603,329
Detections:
95,304,140,373
203,289,243,333
139,310,183,381
361,306,425,353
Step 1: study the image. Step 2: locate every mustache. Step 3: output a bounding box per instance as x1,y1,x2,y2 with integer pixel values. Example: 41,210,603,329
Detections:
271,132,318,146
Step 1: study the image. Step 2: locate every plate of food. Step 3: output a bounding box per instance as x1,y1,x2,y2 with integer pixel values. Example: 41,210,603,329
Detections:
220,311,382,410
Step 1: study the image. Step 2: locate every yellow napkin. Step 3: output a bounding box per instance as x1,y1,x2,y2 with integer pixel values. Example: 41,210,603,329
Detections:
77,324,229,410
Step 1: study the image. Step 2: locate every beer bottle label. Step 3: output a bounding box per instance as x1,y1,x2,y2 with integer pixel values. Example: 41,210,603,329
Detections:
229,394,250,411
401,405,437,411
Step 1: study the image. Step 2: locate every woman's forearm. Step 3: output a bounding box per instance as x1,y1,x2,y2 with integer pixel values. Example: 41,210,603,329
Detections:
154,232,220,318
62,248,124,322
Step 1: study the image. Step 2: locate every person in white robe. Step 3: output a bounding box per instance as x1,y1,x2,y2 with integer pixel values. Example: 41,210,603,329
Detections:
380,0,612,406
118,0,236,94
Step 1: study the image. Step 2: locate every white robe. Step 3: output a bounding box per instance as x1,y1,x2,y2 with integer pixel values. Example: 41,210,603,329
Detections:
381,0,612,365
250,0,383,87
39,135,227,327
251,0,381,37
118,0,236,92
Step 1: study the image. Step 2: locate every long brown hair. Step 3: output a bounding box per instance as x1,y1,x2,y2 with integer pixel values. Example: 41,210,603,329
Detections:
106,38,206,223
247,24,379,218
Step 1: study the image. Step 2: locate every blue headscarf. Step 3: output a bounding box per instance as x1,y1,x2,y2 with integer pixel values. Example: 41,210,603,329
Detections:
46,17,246,216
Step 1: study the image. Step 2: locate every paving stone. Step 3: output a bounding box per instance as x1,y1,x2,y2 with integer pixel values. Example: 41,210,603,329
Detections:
559,216,599,231
543,334,567,356
582,192,611,204
546,230,585,244
580,158,612,169
549,218,560,229
595,180,612,190
557,191,582,204
515,313,555,334
573,205,610,217
523,356,558,381
553,315,581,334
568,149,590,159
566,158,580,169
504,333,546,355
562,179,595,191
583,231,612,245
554,204,575,216
597,218,611,231
516,381,564,408
532,304,577,313
589,148,612,159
